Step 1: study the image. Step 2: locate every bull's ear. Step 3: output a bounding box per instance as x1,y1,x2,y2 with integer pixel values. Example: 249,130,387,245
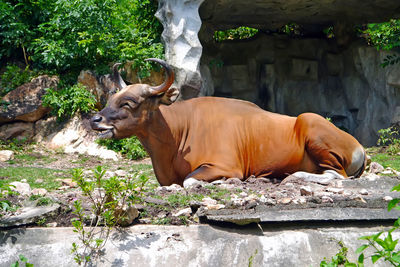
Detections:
159,87,179,105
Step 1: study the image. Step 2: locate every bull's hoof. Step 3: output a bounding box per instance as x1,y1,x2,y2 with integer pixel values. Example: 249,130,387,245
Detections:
183,177,207,189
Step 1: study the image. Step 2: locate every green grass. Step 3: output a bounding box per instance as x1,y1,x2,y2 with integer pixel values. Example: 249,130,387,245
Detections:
70,155,90,164
371,153,400,171
0,167,67,191
166,193,203,208
10,153,57,165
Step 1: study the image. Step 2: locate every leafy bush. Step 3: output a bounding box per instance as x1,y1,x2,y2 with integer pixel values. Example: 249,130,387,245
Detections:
31,0,163,76
42,83,97,119
363,19,400,67
96,137,148,160
0,64,34,96
1,0,163,78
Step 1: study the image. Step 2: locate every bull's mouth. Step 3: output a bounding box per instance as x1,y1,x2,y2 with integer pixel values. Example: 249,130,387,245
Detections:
95,126,114,139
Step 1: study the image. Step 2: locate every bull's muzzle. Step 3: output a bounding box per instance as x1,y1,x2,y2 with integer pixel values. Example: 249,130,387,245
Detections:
90,114,114,139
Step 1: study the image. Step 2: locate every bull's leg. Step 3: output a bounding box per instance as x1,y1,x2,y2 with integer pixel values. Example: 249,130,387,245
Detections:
183,164,242,189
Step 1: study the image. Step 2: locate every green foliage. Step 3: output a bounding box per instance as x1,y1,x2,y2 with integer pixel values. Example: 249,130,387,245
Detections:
0,183,18,217
248,249,258,267
0,64,34,96
0,137,29,152
320,184,400,266
71,166,149,265
1,0,163,78
36,197,53,206
363,19,400,67
0,166,66,191
281,22,302,36
377,126,400,155
42,83,96,119
364,19,400,51
320,241,362,267
11,254,34,267
31,0,163,76
96,137,148,160
0,0,53,64
214,27,259,42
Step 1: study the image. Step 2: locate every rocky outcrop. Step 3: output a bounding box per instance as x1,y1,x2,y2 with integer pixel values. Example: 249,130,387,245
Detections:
78,70,121,109
37,115,119,161
201,35,400,146
0,122,34,140
156,0,205,99
199,1,400,32
155,0,400,145
0,75,58,124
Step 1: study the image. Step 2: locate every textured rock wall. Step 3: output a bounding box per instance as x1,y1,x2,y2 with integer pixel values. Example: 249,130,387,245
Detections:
201,35,400,146
156,0,205,99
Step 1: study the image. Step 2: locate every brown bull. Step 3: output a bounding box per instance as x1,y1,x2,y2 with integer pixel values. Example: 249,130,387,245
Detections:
91,59,366,187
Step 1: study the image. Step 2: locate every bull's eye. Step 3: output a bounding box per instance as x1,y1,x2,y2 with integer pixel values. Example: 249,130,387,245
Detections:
121,103,130,108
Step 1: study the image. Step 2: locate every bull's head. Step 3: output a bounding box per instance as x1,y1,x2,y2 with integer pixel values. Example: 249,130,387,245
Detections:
90,58,176,139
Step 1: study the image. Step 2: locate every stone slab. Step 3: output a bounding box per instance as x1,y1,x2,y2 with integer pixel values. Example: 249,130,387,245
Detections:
198,175,400,225
0,204,60,228
200,207,400,225
0,225,398,267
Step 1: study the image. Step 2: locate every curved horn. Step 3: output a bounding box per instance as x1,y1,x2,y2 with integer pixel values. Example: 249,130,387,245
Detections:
112,63,127,89
144,58,174,96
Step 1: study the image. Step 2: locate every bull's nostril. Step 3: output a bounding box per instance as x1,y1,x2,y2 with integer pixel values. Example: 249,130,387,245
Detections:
92,115,102,123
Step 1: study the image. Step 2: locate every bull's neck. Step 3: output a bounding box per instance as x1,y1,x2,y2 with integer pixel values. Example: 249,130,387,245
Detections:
135,104,186,185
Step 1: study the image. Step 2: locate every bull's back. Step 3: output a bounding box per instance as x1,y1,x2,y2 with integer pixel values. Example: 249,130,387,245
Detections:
163,97,306,178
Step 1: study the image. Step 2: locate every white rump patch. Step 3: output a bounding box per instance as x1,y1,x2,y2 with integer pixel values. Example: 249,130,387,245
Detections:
346,146,365,176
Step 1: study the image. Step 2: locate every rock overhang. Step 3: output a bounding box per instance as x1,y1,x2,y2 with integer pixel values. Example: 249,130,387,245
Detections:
199,0,400,31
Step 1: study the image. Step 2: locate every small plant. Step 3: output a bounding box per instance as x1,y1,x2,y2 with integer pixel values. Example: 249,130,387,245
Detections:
36,197,53,206
320,184,400,266
70,166,148,265
96,137,148,160
11,254,34,267
320,240,361,267
42,83,96,119
0,183,18,217
248,249,258,267
377,126,400,155
36,217,47,226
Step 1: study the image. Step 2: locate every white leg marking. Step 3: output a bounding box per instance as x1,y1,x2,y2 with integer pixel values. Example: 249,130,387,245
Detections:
183,177,206,189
